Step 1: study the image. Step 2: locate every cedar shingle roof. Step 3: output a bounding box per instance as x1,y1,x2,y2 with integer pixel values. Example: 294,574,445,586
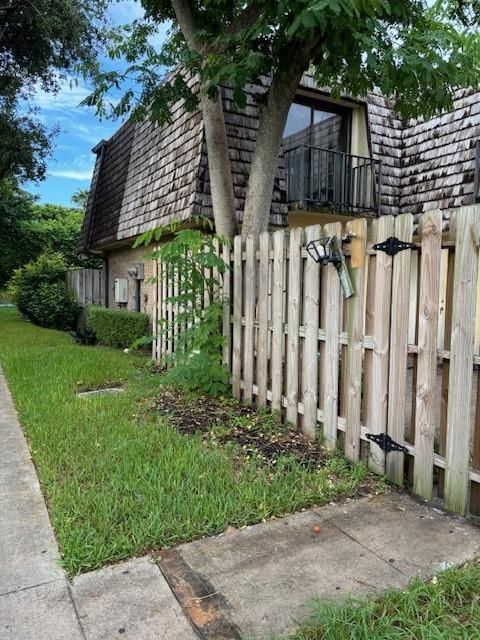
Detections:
79,78,480,252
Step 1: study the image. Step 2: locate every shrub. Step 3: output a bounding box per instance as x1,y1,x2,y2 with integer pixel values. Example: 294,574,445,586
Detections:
85,305,150,349
8,252,79,330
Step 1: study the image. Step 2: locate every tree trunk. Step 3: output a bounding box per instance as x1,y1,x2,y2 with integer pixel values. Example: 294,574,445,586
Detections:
201,91,238,239
241,46,316,237
170,0,238,239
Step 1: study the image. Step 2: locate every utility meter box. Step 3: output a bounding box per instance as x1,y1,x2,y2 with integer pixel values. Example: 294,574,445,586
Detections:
114,278,128,304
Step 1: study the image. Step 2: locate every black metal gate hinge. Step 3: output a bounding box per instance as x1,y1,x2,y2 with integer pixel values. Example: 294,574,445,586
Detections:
366,433,408,453
373,236,416,256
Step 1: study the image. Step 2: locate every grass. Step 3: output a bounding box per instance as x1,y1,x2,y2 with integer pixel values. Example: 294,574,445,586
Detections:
282,561,480,640
0,308,368,576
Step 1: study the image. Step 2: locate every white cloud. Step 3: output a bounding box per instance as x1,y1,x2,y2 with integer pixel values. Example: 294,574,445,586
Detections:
49,169,93,180
34,76,92,112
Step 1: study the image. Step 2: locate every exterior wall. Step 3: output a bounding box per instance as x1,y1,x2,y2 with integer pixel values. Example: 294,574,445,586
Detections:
106,245,156,319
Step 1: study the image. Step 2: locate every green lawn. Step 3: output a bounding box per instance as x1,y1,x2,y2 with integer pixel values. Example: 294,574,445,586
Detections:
0,308,367,575
283,561,480,640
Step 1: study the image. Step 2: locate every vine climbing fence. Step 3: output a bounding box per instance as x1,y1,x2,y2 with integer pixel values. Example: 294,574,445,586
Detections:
152,204,480,517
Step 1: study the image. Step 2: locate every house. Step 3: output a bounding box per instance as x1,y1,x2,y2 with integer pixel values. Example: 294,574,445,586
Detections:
78,75,480,315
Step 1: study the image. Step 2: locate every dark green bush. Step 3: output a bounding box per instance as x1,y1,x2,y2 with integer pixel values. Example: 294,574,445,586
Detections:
8,252,79,330
85,305,150,349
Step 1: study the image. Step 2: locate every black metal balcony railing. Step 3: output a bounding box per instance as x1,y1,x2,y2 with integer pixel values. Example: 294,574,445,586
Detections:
284,145,382,215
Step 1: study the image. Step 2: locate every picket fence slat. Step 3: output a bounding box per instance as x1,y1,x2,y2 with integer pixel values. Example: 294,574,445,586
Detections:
271,230,285,412
386,214,413,484
367,216,394,474
286,227,303,428
243,236,256,403
438,248,455,498
445,206,480,515
413,210,442,500
302,224,321,439
322,221,342,447
256,232,270,406
344,218,367,462
222,242,231,368
232,236,243,399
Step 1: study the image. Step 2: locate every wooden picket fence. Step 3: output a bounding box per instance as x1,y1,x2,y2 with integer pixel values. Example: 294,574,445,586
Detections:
66,268,105,306
152,205,480,517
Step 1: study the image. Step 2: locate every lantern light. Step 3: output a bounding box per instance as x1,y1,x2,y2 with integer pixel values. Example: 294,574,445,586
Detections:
306,236,341,266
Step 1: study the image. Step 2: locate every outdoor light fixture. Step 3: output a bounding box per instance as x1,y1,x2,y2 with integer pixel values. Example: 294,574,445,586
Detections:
306,236,341,266
306,235,354,299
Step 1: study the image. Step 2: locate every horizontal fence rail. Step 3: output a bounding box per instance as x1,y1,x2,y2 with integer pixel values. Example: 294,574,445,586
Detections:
66,268,104,306
284,144,381,214
152,205,480,517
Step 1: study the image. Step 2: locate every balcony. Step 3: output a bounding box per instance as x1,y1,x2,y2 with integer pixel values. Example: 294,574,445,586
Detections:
284,145,382,215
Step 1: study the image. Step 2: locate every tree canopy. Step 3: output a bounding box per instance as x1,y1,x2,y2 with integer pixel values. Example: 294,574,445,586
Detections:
85,0,480,237
0,0,106,183
0,182,99,287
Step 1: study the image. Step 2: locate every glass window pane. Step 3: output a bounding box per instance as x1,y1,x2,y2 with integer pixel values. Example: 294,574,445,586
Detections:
283,103,311,149
312,110,346,151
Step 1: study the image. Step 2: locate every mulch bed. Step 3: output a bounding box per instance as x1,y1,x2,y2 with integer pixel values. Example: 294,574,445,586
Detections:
154,387,328,468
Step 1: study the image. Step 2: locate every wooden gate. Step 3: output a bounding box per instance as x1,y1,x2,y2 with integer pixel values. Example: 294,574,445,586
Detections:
152,205,480,516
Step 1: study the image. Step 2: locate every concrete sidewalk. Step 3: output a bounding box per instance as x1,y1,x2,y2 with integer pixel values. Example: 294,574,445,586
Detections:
2,368,480,640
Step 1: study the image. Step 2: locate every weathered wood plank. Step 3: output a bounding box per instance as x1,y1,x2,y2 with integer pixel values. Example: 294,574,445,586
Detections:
286,227,303,427
302,224,321,439
256,232,270,406
153,256,159,360
445,205,480,515
221,241,231,368
232,236,243,400
412,210,442,500
438,248,454,498
271,230,285,412
322,221,342,448
386,214,414,485
367,215,394,474
243,235,256,403
344,218,367,462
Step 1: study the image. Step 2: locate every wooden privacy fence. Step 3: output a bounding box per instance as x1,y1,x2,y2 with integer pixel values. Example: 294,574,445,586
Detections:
66,268,105,306
153,205,480,517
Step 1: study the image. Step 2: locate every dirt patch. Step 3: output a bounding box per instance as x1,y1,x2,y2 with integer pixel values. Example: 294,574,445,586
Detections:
155,387,329,468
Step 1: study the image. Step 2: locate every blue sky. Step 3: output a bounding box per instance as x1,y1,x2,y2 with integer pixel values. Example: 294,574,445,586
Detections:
26,1,168,207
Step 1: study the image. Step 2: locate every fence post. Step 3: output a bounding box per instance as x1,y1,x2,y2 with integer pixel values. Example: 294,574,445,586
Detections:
445,205,480,515
412,210,442,500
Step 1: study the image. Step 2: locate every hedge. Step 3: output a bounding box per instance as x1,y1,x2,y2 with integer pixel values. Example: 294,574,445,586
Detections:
85,305,150,349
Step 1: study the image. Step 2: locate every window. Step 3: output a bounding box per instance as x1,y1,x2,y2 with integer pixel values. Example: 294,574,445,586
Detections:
282,97,351,153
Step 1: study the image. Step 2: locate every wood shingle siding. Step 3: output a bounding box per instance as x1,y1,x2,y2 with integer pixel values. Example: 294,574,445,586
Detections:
400,88,480,219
